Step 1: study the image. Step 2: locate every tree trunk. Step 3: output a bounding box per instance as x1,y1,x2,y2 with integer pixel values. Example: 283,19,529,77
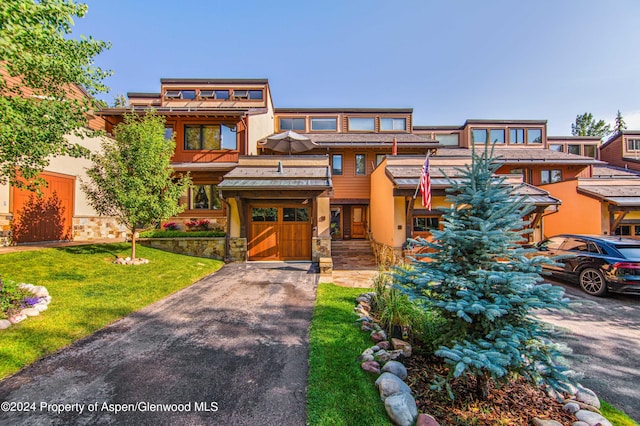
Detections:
131,227,136,260
476,372,490,401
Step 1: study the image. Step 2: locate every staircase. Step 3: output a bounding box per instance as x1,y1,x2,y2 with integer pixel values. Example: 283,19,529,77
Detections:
329,240,379,288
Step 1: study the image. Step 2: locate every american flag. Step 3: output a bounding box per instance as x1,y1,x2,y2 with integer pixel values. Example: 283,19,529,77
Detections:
420,155,431,209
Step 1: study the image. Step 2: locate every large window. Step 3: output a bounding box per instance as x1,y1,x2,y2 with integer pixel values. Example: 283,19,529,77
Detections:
190,185,221,210
567,144,581,155
332,154,343,175
413,217,439,232
184,124,236,150
540,169,562,184
583,145,597,158
490,129,505,144
355,154,366,175
279,117,305,131
310,117,337,131
549,144,563,152
185,125,220,150
348,117,375,131
472,129,487,144
472,129,505,144
627,139,640,151
380,118,406,131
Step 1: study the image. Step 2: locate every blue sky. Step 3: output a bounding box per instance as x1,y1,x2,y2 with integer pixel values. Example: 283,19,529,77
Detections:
72,0,640,136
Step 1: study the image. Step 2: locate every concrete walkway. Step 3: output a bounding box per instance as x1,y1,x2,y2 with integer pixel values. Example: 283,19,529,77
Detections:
0,262,318,425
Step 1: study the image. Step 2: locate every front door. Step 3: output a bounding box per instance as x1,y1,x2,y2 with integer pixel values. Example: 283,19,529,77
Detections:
351,206,366,239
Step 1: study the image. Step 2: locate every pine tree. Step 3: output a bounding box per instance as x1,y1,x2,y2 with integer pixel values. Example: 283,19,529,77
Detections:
614,110,627,133
395,145,574,400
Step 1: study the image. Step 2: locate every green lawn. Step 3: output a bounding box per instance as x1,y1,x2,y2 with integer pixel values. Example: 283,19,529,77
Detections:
307,283,391,426
0,243,223,379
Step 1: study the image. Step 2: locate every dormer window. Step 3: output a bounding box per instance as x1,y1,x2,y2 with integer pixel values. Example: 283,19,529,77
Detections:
215,90,230,100
348,117,375,131
232,90,249,100
248,90,263,100
279,117,306,131
165,90,182,99
380,118,406,131
199,90,215,99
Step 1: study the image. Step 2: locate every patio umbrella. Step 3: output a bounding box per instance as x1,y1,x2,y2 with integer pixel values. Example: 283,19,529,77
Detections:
260,131,317,154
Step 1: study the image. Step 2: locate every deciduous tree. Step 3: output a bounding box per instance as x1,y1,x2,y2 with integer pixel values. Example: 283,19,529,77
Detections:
395,146,574,400
0,0,110,189
571,112,611,138
82,112,191,260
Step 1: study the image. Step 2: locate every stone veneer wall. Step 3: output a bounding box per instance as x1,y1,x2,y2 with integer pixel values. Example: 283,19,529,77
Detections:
312,236,332,262
371,240,405,267
0,214,11,246
73,217,128,240
228,237,247,262
138,237,226,260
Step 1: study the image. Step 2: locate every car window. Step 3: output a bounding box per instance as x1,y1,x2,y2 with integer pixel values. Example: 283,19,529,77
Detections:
586,242,601,254
539,237,564,250
616,246,640,259
561,238,589,252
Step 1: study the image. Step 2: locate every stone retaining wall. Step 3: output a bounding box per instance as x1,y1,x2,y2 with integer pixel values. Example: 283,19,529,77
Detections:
73,216,128,240
370,240,405,267
138,237,226,260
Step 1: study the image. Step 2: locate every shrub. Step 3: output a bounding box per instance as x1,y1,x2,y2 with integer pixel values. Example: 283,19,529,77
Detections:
162,221,179,230
138,230,225,238
0,276,32,319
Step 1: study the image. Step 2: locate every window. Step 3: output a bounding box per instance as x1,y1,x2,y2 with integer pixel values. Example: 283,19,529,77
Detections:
472,129,488,144
355,154,366,175
248,90,263,100
252,207,278,222
164,126,174,141
375,154,386,166
583,145,597,158
380,118,406,131
185,125,221,150
332,154,343,175
615,225,631,236
283,207,309,222
567,144,581,155
348,117,375,131
190,185,221,210
279,117,305,131
527,128,542,143
199,90,215,99
436,133,459,146
221,124,237,150
540,169,562,184
490,129,505,144
181,90,196,100
413,217,439,232
510,128,525,144
164,90,181,99
627,139,640,151
510,168,530,183
549,144,563,152
539,236,564,250
214,90,230,100
310,117,337,131
232,90,249,100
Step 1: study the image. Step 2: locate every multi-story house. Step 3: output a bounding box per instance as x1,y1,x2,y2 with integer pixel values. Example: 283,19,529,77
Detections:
599,130,640,172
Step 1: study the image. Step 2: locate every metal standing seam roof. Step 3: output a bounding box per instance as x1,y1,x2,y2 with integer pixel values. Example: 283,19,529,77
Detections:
218,166,332,191
578,185,640,206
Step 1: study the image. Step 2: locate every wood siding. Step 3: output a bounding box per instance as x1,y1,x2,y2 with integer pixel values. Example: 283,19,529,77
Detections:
331,151,372,200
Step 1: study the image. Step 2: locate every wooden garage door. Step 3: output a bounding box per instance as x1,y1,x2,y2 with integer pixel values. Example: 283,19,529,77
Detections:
248,205,311,261
11,172,74,243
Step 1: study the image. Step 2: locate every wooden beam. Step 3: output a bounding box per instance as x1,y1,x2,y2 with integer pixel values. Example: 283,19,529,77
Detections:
235,197,247,238
610,211,628,234
405,197,415,240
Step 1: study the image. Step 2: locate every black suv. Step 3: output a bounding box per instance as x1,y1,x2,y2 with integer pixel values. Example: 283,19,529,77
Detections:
536,234,640,297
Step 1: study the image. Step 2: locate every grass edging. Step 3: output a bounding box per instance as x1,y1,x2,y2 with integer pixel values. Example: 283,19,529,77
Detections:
0,243,223,380
307,283,391,426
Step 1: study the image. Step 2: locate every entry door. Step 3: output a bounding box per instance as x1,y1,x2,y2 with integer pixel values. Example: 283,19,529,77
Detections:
351,206,366,239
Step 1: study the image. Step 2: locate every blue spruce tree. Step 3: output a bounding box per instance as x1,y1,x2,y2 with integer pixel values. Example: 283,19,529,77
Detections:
396,145,574,400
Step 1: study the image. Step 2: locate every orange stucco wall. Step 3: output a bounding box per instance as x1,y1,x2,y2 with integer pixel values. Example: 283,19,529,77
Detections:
542,180,602,237
369,162,396,247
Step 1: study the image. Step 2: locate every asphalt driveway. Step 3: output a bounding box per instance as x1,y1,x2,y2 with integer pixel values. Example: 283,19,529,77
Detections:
0,262,318,425
536,278,640,422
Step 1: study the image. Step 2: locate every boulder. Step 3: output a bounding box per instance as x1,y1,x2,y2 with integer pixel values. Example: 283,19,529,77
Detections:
377,341,391,350
376,350,391,363
416,414,440,426
381,360,408,380
361,361,381,374
8,313,27,324
371,330,387,343
31,286,49,297
574,410,612,426
532,419,563,426
576,387,600,409
571,422,590,426
563,402,581,414
384,392,418,426
375,372,412,401
358,353,375,362
34,303,48,312
391,338,412,357
388,350,405,361
0,319,11,330
21,308,40,317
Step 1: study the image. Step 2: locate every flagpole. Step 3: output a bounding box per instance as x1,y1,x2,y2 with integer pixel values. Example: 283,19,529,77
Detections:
413,152,430,200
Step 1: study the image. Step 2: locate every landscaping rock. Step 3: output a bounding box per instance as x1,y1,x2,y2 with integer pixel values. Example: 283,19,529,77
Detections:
574,409,612,426
371,330,387,342
0,319,11,330
361,361,381,374
8,313,27,324
34,303,48,312
376,350,391,363
371,345,380,352
568,401,602,414
355,316,372,322
563,402,581,414
391,338,412,357
384,392,418,426
31,286,49,297
571,422,590,426
19,283,35,291
388,350,405,361
357,353,375,362
356,295,372,304
416,413,440,426
361,324,372,332
381,361,407,380
22,308,40,317
532,419,563,426
375,372,412,401
575,387,600,409
377,341,391,350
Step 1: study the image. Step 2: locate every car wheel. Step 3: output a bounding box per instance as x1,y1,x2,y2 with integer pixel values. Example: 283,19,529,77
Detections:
579,268,608,297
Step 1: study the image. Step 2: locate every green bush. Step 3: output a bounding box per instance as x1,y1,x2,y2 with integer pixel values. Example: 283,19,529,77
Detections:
139,230,225,238
0,277,32,319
